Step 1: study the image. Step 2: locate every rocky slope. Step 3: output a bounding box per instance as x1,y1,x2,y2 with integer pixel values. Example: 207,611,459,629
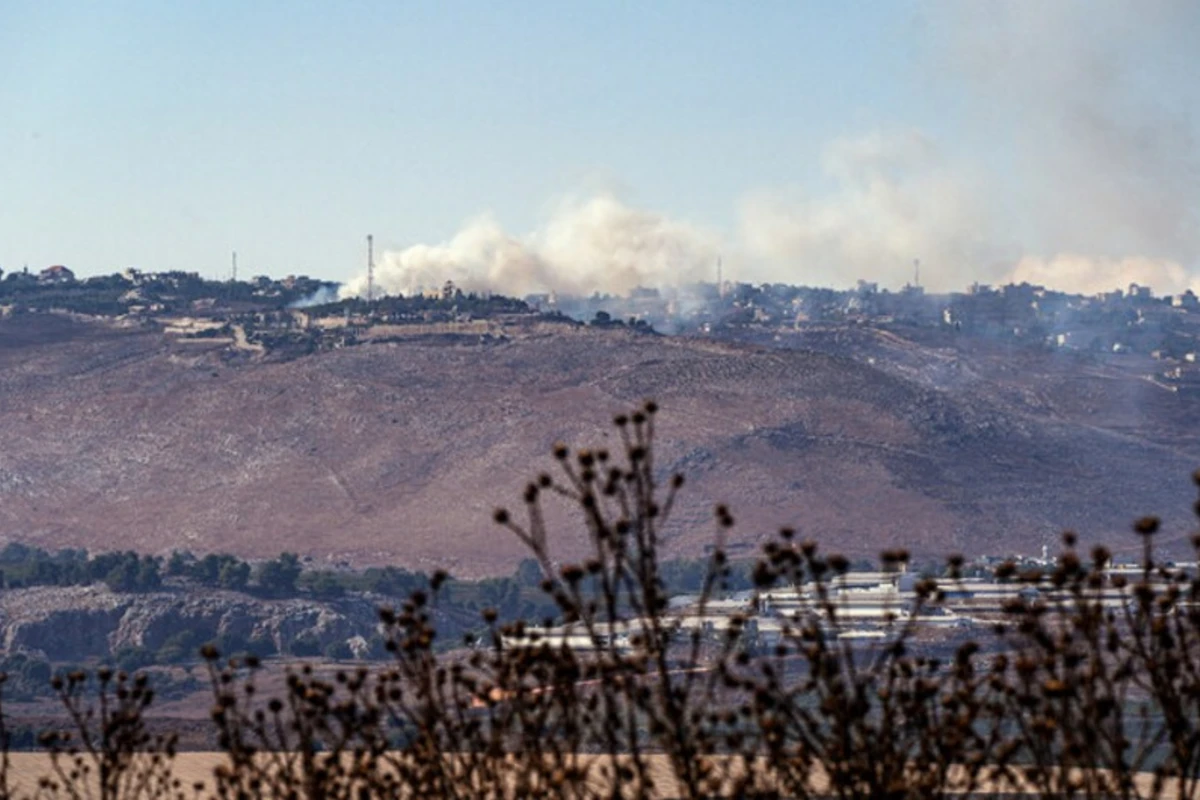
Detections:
2,313,1198,575
0,583,382,661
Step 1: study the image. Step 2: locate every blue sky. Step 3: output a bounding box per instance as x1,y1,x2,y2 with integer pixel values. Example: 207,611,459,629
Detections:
1,1,1197,295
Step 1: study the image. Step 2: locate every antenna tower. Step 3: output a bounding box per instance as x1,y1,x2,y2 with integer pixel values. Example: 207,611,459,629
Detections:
366,234,375,302
231,251,238,282
913,258,920,288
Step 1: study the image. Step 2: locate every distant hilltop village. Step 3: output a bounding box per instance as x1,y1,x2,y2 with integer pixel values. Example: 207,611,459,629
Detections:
4,264,1200,391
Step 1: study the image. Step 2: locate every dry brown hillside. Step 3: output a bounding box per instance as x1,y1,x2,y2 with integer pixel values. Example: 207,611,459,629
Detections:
1,314,1198,575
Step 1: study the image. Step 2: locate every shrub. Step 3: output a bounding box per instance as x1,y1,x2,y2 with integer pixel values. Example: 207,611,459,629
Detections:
290,633,322,659
112,647,156,674
323,640,354,661
256,552,302,597
302,571,345,600
216,559,251,591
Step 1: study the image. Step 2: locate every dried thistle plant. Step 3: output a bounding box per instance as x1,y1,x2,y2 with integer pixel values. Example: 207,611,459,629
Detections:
2,403,1200,800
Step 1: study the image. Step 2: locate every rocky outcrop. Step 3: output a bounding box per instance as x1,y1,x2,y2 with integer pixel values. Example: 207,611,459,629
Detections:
0,585,385,661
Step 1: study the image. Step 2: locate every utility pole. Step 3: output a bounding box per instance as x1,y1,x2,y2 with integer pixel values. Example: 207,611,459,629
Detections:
366,235,374,303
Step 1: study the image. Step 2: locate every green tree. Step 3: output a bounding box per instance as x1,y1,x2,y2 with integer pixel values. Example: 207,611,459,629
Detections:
217,559,251,591
135,557,162,591
256,552,302,597
166,550,194,577
362,566,421,596
306,571,345,600
104,554,160,592
192,554,224,586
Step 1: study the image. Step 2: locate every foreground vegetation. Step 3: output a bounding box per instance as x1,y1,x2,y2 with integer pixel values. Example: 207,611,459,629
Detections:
2,402,1200,798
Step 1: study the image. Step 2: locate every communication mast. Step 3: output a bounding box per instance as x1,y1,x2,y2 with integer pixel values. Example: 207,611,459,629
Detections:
913,258,921,289
231,251,238,282
366,234,375,302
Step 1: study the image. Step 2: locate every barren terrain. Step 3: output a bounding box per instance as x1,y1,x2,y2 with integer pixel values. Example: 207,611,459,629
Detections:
2,314,1198,575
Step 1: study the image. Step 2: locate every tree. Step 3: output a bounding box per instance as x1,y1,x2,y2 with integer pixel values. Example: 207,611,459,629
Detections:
193,554,224,586
362,565,421,596
104,554,161,592
0,542,33,563
113,646,155,673
103,557,139,593
218,559,251,591
135,557,162,591
256,552,302,597
88,551,129,582
306,571,345,600
166,550,194,577
29,559,62,586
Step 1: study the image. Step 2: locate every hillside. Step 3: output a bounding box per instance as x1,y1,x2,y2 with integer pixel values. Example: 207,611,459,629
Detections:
1,313,1198,576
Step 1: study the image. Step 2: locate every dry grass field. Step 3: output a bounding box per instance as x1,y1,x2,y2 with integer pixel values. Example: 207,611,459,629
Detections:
1,752,1186,799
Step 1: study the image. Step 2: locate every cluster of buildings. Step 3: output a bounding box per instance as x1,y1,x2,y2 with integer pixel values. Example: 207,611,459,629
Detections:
9,264,1200,388
530,279,1200,390
535,279,1200,354
0,264,77,285
502,556,1196,657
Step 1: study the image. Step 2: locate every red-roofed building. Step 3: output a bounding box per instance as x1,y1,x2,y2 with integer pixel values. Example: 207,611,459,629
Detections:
38,265,76,284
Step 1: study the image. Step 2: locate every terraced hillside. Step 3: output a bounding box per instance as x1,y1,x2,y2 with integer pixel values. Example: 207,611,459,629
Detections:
1,314,1197,575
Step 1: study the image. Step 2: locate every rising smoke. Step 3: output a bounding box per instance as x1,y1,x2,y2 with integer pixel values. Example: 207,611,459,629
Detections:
342,2,1198,300
935,0,1200,293
339,195,721,300
737,130,1005,291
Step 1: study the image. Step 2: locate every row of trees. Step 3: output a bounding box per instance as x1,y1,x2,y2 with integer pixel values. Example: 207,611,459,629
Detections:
166,551,306,597
0,547,307,598
1,543,733,607
0,547,162,593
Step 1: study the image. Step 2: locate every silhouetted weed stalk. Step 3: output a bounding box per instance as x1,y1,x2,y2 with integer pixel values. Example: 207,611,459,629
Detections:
3,402,1200,798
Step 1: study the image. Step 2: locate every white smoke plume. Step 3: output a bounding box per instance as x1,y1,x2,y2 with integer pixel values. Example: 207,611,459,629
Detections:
341,3,1198,300
736,2,1199,295
737,130,1006,292
1009,255,1194,297
934,0,1199,292
339,195,721,299
290,285,339,308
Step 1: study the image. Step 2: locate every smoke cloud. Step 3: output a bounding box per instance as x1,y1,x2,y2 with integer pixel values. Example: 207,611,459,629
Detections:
342,2,1198,300
339,195,720,299
1009,255,1193,297
737,130,1005,291
935,0,1199,291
